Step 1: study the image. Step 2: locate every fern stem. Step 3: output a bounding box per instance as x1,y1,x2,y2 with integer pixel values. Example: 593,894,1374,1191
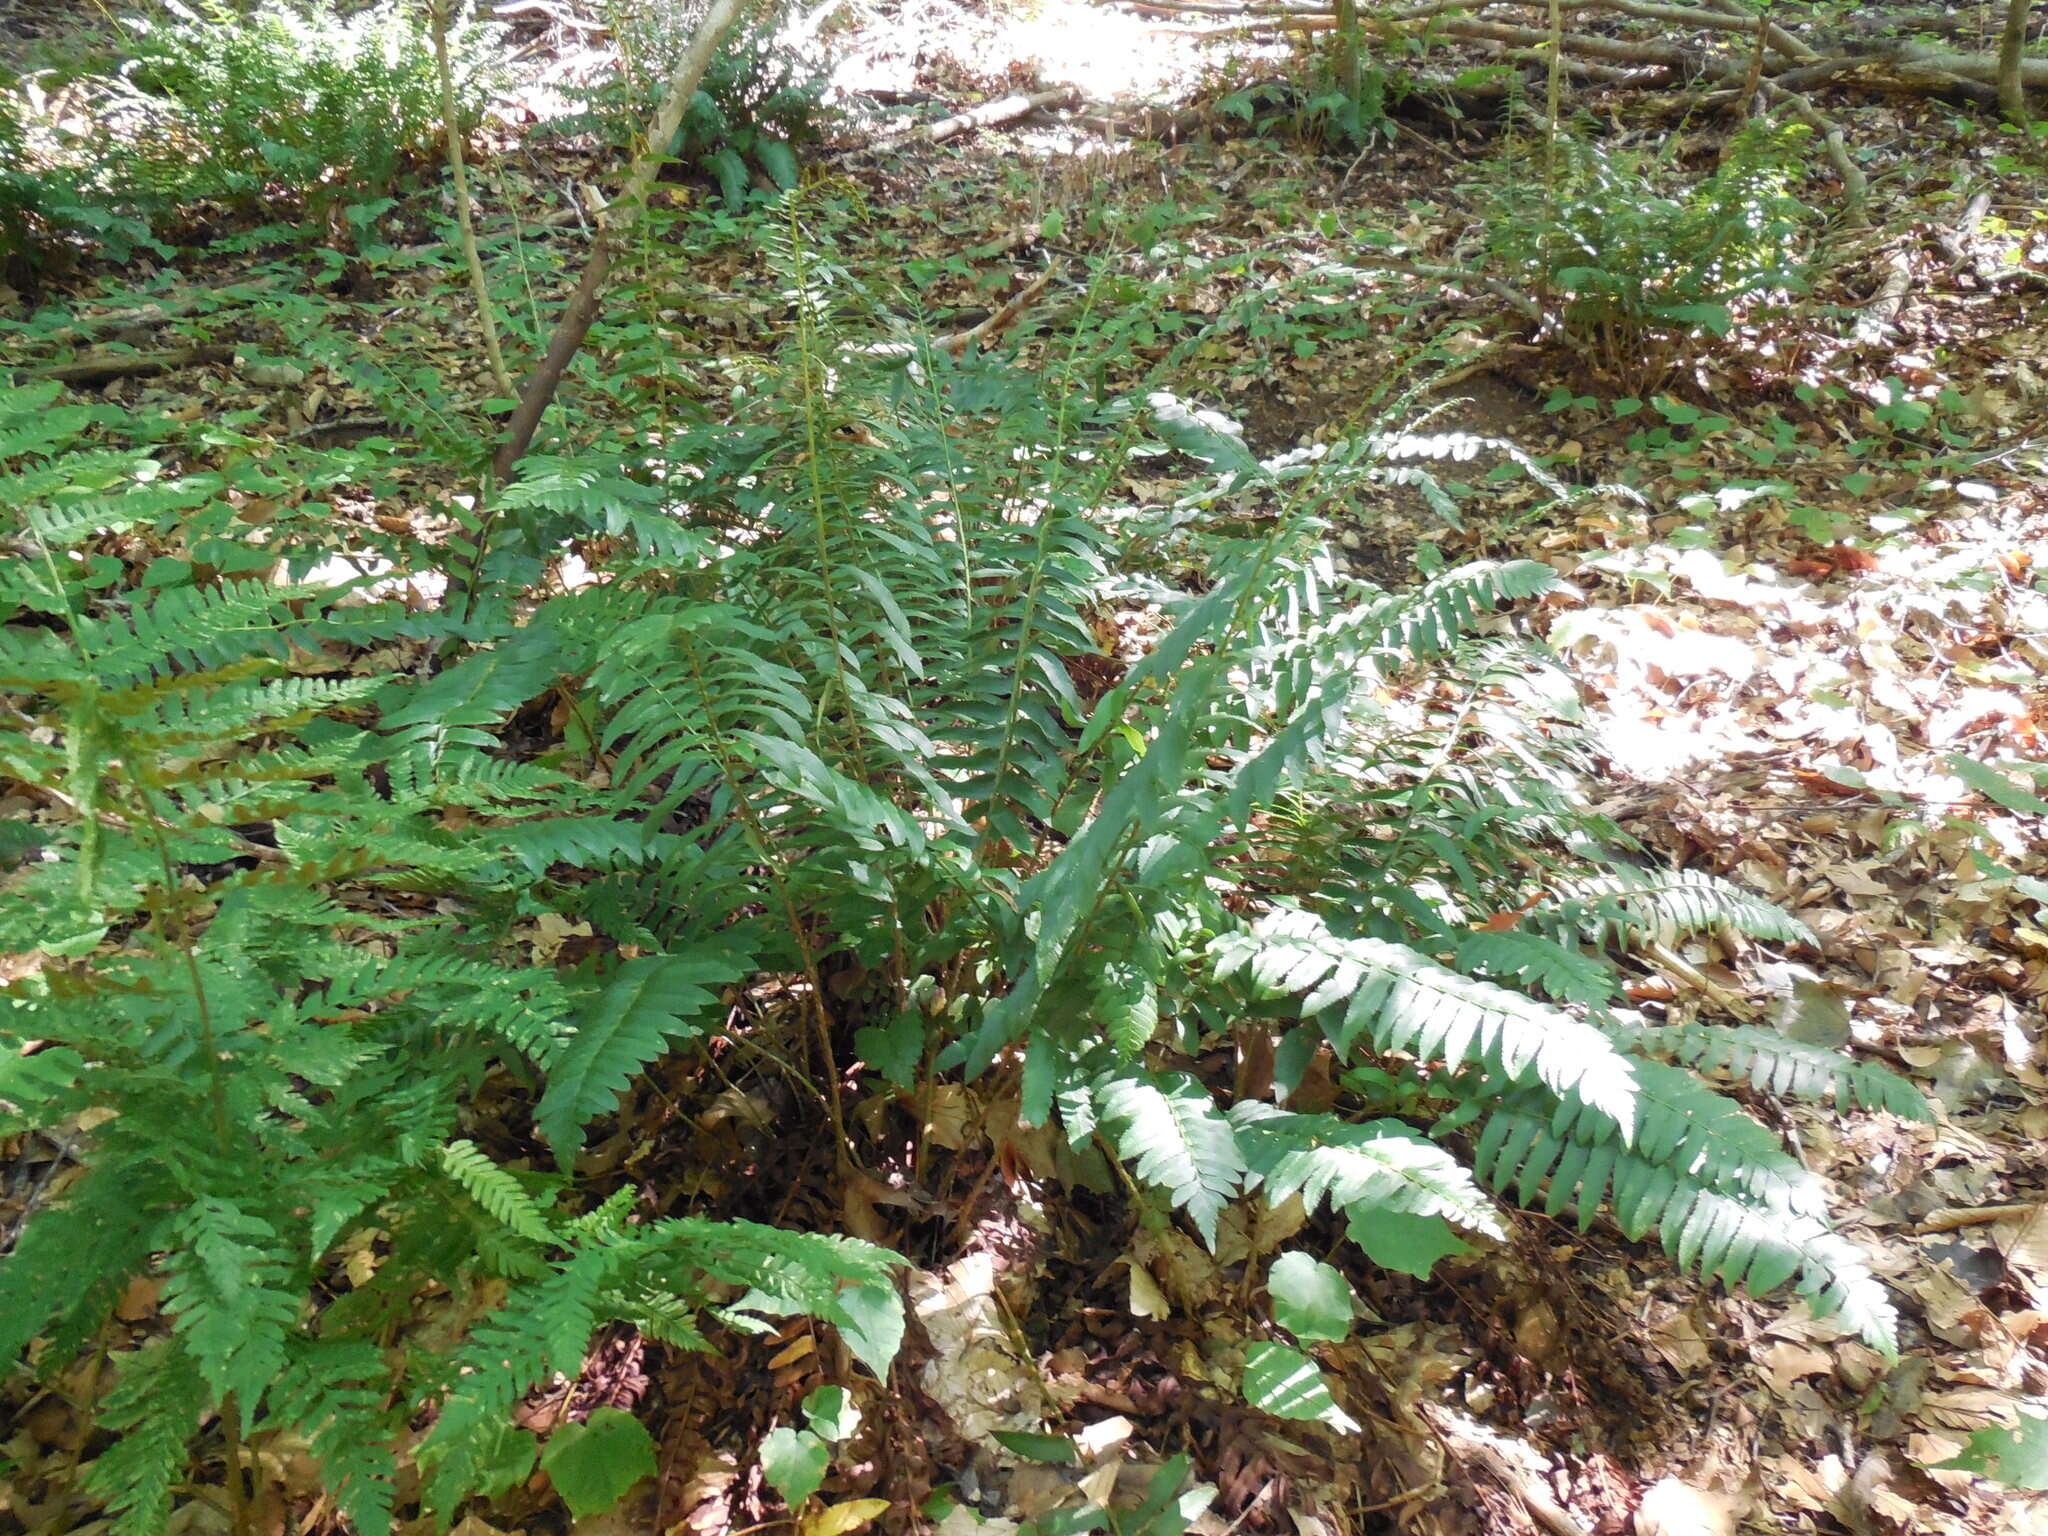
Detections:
663,631,853,1167
785,206,882,787
219,1395,253,1536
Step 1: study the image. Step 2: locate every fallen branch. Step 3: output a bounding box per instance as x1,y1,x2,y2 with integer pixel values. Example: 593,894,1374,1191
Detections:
1853,247,1916,346
22,345,236,385
870,87,1081,145
1916,1203,2039,1234
1762,81,1867,224
1349,256,1548,325
290,413,394,444
491,0,609,29
1131,0,2047,102
1424,1408,1593,1536
937,264,1060,356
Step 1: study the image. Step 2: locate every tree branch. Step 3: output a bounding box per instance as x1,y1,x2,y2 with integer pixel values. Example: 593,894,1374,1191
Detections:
491,0,754,483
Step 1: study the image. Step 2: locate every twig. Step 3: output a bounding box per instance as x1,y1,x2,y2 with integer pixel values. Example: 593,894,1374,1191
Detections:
491,0,752,482
20,345,236,385
1916,1204,2039,1234
1761,81,1868,224
1350,256,1548,326
432,0,518,402
289,413,393,443
937,264,1059,356
1424,1408,1594,1536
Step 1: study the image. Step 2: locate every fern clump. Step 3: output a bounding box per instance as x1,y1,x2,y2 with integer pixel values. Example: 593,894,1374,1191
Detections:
0,206,1927,1534
97,0,500,228
1475,118,1814,374
0,381,902,1535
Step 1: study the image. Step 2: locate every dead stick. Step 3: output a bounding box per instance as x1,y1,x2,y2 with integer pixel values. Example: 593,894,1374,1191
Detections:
22,345,237,385
490,0,753,483
872,87,1080,145
1916,1204,2038,1234
1350,256,1547,325
937,265,1059,356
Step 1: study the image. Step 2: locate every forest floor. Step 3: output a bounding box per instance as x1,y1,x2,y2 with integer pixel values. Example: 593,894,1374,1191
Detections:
4,1,2048,1533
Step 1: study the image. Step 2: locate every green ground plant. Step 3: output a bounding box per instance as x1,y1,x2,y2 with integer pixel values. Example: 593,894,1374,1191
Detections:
0,194,1930,1530
555,0,832,204
0,0,499,265
0,88,166,278
1476,117,1817,379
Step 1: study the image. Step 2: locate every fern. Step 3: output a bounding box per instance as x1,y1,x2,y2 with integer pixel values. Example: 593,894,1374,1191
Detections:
439,1141,562,1246
1233,1102,1504,1239
1632,1022,1932,1118
265,1342,401,1534
534,945,753,1160
1538,865,1816,950
1096,1068,1245,1246
1474,1085,1899,1351
3,209,1925,1532
84,1342,211,1536
1213,907,1641,1130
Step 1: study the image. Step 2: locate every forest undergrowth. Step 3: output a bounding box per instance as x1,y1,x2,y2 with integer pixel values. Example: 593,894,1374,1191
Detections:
2,4,2047,1536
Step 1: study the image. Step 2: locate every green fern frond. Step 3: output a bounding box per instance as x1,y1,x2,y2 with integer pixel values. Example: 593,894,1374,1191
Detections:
70,580,314,688
1232,1101,1504,1237
1473,1072,1899,1353
1541,866,1814,950
1095,1067,1244,1246
439,1140,561,1246
82,1339,210,1536
161,1196,301,1411
1212,908,1639,1131
267,1341,399,1535
1485,1060,1829,1218
418,1245,610,1501
1632,1022,1930,1118
1454,928,1616,1007
534,945,751,1161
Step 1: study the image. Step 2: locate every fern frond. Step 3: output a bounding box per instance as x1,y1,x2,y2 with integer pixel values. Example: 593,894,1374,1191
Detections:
1094,1067,1244,1246
1540,866,1814,949
83,1340,209,1536
439,1140,561,1245
1473,1070,1899,1352
534,946,751,1160
1454,928,1615,1006
1232,1101,1504,1237
1212,908,1639,1132
161,1196,302,1411
1483,1060,1828,1218
267,1341,399,1534
70,580,312,688
1632,1022,1931,1118
418,1244,611,1513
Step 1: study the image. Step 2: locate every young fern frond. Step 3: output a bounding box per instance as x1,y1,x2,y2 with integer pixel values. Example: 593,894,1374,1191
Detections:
1233,1102,1505,1239
1095,1067,1245,1247
82,1340,211,1536
265,1341,401,1535
1537,865,1816,950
